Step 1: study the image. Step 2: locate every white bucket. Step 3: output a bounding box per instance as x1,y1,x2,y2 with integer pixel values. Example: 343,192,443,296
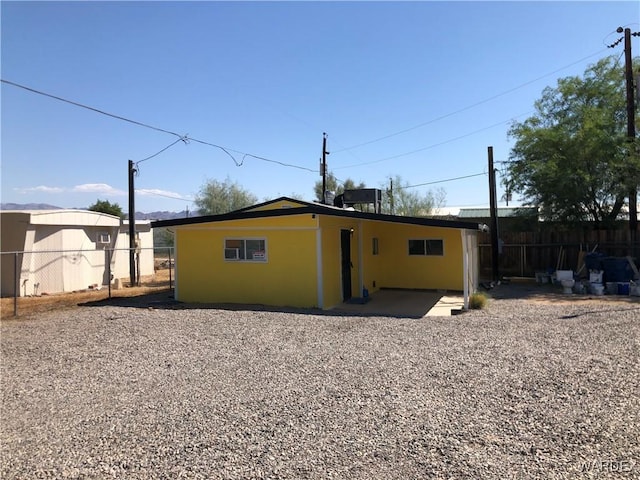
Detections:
589,271,603,283
556,270,573,282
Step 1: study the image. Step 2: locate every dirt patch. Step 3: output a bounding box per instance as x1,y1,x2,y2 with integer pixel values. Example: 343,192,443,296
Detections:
3,273,638,320
1,269,172,319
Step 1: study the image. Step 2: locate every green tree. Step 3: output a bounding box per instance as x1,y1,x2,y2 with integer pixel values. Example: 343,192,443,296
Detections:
313,172,366,203
381,175,446,216
194,177,258,215
153,228,174,249
88,199,124,218
504,56,640,227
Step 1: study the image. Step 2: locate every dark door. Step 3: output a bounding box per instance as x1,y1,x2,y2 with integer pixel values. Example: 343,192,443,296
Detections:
340,229,352,301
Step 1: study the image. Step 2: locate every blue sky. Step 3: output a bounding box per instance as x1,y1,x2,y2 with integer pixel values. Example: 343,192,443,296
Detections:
2,1,639,213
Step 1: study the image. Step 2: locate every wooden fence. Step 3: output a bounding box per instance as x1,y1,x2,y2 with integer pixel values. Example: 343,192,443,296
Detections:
478,228,639,279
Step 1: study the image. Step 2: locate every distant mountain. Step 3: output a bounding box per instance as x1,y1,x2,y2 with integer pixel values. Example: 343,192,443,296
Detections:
1,203,63,210
1,203,189,220
136,210,190,221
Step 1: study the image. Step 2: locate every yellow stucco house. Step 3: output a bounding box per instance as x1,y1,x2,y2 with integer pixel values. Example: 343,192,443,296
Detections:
152,197,481,310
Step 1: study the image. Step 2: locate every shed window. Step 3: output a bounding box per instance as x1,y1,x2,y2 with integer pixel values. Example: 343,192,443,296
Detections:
408,239,444,256
224,238,267,262
96,232,111,244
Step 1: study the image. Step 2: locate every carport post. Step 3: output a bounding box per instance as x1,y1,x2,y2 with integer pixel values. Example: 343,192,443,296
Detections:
462,232,469,310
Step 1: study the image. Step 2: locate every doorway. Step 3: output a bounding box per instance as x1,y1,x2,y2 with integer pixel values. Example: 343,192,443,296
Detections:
340,229,352,301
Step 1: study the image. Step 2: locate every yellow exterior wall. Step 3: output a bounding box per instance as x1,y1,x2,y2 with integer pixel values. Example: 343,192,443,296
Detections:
171,207,469,309
175,214,320,308
317,215,361,309
360,221,465,292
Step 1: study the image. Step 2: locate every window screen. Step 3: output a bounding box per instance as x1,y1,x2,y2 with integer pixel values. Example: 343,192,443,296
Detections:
408,239,444,256
224,238,267,261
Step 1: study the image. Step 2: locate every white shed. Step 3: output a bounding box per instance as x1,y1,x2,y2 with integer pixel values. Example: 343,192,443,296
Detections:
1,210,154,297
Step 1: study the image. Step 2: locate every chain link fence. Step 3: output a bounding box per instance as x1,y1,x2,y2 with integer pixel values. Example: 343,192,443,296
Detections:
1,247,174,317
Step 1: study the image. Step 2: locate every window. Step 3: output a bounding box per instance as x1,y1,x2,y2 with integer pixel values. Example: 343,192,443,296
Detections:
372,237,379,255
96,232,111,244
408,239,444,256
224,238,267,262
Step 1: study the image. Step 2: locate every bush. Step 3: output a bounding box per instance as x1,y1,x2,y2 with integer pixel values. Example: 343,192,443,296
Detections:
468,292,488,310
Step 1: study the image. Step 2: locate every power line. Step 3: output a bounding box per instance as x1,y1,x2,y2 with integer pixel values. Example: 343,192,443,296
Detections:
334,112,531,170
1,79,185,139
1,78,315,173
400,172,487,190
240,153,317,172
332,48,609,153
135,137,188,165
135,189,194,201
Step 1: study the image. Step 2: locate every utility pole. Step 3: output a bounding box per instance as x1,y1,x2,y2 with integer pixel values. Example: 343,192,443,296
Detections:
621,27,638,238
128,160,137,286
321,132,329,203
610,27,640,243
389,178,394,215
488,147,500,284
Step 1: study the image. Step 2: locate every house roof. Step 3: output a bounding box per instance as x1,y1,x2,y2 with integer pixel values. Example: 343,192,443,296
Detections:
457,207,538,219
0,209,121,227
151,197,483,231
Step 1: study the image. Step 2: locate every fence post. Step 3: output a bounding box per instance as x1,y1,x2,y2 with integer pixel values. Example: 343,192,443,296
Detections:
13,252,18,317
168,248,173,290
107,249,112,299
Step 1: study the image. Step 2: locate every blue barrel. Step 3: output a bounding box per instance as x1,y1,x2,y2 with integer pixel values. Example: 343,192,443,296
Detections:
602,257,633,282
584,252,606,271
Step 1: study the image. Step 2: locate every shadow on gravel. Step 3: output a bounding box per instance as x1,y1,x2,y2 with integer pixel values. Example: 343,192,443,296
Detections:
559,306,640,319
78,289,446,319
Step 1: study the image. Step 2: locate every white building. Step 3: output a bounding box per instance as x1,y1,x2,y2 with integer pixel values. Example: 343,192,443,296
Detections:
1,210,154,297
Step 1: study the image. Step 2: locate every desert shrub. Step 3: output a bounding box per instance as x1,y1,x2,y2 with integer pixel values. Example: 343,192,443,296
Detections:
468,292,488,310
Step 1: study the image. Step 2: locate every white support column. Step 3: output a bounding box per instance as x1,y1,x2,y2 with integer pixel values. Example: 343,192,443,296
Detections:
462,230,469,310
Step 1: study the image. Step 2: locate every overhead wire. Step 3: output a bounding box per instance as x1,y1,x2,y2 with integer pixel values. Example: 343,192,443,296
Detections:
331,48,609,153
2,43,615,197
401,172,487,190
0,79,184,139
334,112,531,169
135,189,194,201
135,137,189,166
0,78,314,172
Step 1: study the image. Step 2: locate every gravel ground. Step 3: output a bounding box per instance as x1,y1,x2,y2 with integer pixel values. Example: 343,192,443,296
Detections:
1,298,639,479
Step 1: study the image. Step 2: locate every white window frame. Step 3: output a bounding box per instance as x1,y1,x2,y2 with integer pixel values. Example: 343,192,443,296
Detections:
96,232,111,244
223,237,268,262
408,238,444,256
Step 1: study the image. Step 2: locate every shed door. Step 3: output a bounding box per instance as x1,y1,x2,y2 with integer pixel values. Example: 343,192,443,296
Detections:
340,229,352,301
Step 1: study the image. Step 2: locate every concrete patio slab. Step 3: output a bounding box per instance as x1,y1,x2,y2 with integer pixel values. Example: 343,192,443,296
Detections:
331,289,465,318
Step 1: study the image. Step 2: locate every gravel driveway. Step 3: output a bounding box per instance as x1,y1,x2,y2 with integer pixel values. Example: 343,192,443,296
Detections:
2,298,639,479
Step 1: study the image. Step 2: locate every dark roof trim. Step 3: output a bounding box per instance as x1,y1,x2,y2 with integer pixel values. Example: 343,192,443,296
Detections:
233,196,318,212
152,198,481,230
